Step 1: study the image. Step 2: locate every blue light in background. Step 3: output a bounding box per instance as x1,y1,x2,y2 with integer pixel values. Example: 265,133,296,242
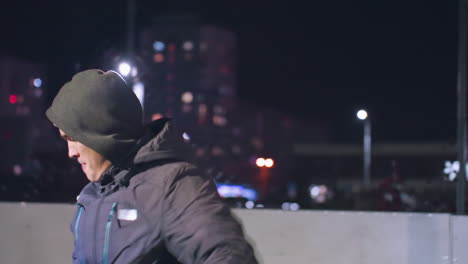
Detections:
216,184,257,201
33,78,42,88
153,41,165,52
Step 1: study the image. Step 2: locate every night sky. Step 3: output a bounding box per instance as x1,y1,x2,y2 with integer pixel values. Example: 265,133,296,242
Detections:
0,0,459,143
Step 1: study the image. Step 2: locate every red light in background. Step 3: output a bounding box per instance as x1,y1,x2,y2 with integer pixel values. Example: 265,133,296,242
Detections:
168,43,176,52
9,95,17,104
153,53,164,63
255,157,275,168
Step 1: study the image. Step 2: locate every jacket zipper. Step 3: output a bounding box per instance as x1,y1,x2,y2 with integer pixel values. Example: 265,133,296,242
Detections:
102,202,118,264
75,204,85,264
93,198,105,264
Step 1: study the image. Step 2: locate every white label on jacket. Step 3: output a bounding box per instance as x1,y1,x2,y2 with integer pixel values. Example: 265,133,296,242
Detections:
117,209,138,221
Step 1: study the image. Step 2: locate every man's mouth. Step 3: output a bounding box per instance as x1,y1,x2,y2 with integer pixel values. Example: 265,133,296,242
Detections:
80,163,86,171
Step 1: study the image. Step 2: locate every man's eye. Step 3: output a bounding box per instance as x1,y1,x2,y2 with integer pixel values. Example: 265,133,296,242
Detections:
62,136,75,142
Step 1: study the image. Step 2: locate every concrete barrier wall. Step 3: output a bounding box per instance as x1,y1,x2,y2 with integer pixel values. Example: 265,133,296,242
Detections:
0,202,467,264
450,215,468,263
0,202,74,264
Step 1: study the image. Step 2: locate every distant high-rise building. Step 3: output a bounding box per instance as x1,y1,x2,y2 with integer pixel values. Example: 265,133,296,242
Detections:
138,15,243,179
0,56,52,171
0,56,46,119
139,15,237,123
136,15,312,201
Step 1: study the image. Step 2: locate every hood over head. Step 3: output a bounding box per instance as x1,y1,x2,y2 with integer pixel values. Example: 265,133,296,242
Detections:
46,69,144,165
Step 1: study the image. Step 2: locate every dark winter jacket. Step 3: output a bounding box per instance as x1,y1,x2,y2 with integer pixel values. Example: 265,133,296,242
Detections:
71,119,257,264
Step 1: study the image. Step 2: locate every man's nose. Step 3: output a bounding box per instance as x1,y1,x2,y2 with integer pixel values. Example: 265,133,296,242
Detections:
68,143,79,159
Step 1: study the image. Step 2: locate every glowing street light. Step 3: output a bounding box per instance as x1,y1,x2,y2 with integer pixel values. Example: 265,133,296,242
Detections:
153,41,165,52
118,62,131,77
356,109,371,189
357,109,368,120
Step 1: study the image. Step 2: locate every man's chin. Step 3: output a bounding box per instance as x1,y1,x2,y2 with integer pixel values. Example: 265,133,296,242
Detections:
86,174,99,182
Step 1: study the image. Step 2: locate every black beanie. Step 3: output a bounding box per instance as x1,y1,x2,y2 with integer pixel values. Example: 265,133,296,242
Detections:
46,69,144,164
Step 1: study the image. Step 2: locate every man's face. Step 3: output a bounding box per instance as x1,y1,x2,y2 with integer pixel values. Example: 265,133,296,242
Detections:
59,129,112,182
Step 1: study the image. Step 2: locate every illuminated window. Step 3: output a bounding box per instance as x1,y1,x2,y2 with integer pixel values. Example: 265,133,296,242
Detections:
8,95,17,104
198,104,208,124
168,43,176,52
182,41,194,51
131,67,138,77
153,53,164,63
181,91,194,104
182,104,192,113
13,165,22,176
195,147,206,157
213,105,225,115
16,106,30,115
153,41,165,52
213,115,227,126
212,146,223,156
251,138,263,150
198,104,207,115
168,54,175,64
16,95,24,104
33,78,42,88
34,89,43,97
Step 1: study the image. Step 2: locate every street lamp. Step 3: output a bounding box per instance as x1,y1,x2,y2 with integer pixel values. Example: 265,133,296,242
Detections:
357,109,371,189
118,62,132,77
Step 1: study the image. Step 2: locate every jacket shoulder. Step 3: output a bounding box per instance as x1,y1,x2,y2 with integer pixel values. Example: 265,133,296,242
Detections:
132,161,198,186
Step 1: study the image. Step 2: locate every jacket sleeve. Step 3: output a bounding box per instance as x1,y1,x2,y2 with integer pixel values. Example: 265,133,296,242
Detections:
161,165,258,264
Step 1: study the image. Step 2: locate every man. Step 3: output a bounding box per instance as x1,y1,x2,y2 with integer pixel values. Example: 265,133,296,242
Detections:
46,69,257,264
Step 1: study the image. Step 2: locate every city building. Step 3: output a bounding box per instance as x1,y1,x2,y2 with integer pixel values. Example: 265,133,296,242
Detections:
138,16,237,169
137,14,296,200
97,14,331,203
0,56,53,175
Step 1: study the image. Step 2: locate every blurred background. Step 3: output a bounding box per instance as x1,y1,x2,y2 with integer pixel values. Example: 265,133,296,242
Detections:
0,0,463,213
